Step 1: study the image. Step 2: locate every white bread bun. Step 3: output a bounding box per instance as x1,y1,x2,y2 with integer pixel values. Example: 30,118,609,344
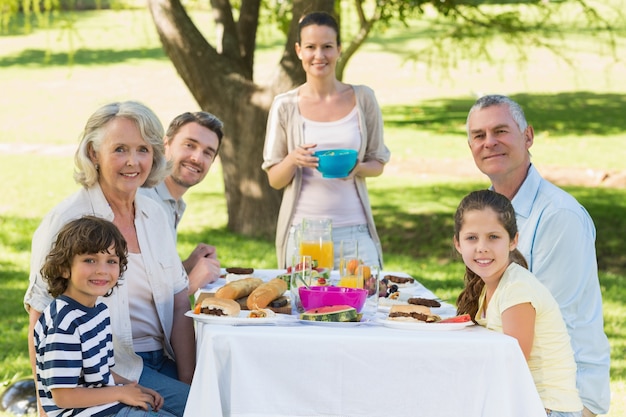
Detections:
200,297,241,317
388,304,441,322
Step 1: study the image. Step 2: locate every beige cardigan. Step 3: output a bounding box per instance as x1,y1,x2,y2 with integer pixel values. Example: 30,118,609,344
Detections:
262,84,391,268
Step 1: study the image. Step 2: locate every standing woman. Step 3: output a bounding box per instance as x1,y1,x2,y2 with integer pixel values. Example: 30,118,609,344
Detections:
262,11,391,269
24,101,195,417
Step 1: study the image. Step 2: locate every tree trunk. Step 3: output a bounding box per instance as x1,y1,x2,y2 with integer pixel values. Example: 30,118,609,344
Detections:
147,0,336,240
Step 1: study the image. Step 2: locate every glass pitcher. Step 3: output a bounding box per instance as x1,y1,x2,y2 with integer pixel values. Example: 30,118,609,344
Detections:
299,218,334,270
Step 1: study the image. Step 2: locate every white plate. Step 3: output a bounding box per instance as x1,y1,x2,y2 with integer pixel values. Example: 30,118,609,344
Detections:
297,318,371,327
186,310,286,326
378,300,444,313
378,318,474,331
222,269,286,281
378,303,442,313
382,271,418,287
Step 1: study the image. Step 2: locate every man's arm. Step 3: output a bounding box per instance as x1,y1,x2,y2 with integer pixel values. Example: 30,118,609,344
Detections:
170,289,196,384
183,243,221,294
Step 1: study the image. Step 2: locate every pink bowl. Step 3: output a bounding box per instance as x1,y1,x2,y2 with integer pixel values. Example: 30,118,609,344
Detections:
299,286,367,312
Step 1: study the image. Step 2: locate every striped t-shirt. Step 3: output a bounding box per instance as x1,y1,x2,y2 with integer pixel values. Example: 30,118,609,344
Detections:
34,295,125,417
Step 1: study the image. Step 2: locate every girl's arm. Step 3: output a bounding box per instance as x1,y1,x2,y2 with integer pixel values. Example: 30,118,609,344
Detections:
501,302,536,360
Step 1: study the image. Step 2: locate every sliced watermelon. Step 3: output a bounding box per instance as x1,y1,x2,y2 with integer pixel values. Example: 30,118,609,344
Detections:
300,305,358,322
439,314,472,323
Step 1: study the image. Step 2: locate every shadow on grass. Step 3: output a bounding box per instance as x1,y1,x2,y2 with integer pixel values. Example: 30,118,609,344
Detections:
0,47,167,67
0,262,31,359
382,92,626,137
566,185,626,274
177,226,278,268
175,182,626,276
370,182,626,275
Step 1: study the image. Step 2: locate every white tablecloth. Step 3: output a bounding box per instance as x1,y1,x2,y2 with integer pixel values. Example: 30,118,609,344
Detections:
185,272,545,417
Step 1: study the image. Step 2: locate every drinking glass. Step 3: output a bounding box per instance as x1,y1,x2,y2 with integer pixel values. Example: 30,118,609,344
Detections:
290,255,312,315
359,265,380,320
339,240,362,288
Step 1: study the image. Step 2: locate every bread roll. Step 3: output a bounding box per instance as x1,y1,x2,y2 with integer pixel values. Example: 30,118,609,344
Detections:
199,298,241,317
215,277,263,300
388,304,441,322
246,278,288,310
390,304,432,315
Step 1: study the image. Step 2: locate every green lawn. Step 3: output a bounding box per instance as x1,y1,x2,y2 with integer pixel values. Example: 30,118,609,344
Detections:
1,6,625,416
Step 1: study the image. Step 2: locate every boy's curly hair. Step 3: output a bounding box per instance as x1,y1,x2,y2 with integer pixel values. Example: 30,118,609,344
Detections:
41,216,128,298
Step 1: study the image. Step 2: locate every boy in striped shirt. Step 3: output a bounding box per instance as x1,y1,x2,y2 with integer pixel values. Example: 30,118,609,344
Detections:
34,216,175,417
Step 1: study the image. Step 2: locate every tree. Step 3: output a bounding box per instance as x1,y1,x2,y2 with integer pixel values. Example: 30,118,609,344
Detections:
147,0,339,240
145,0,620,239
5,0,621,239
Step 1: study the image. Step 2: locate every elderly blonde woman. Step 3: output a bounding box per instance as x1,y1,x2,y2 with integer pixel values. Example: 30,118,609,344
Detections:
24,101,195,417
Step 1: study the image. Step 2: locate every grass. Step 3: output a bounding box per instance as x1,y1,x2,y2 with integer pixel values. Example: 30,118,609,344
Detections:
1,5,625,416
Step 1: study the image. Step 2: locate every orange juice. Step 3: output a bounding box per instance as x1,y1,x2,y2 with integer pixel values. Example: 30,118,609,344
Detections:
338,274,364,289
299,241,334,270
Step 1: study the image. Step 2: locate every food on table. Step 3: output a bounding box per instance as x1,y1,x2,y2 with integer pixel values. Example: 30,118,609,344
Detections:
338,274,363,289
234,296,249,310
299,241,334,271
310,268,331,286
194,297,241,317
215,277,263,300
378,278,388,297
226,267,254,274
269,296,289,308
407,297,441,308
286,260,331,286
225,267,255,282
248,308,276,319
388,304,441,323
439,314,472,324
277,273,292,289
378,295,405,308
360,265,372,279
247,278,288,310
300,305,359,322
380,283,400,300
339,258,370,289
346,259,360,275
384,274,415,285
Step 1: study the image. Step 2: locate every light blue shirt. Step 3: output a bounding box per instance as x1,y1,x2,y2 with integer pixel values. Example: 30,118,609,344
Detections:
512,164,611,414
139,181,186,238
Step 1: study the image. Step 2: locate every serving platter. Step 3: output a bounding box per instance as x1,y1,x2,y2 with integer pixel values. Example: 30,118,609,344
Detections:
185,310,292,326
378,318,474,331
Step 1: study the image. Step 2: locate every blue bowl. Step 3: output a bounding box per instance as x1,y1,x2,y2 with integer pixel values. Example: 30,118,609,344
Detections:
313,149,358,178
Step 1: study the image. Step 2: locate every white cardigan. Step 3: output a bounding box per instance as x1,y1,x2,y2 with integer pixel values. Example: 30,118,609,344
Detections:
262,84,391,268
